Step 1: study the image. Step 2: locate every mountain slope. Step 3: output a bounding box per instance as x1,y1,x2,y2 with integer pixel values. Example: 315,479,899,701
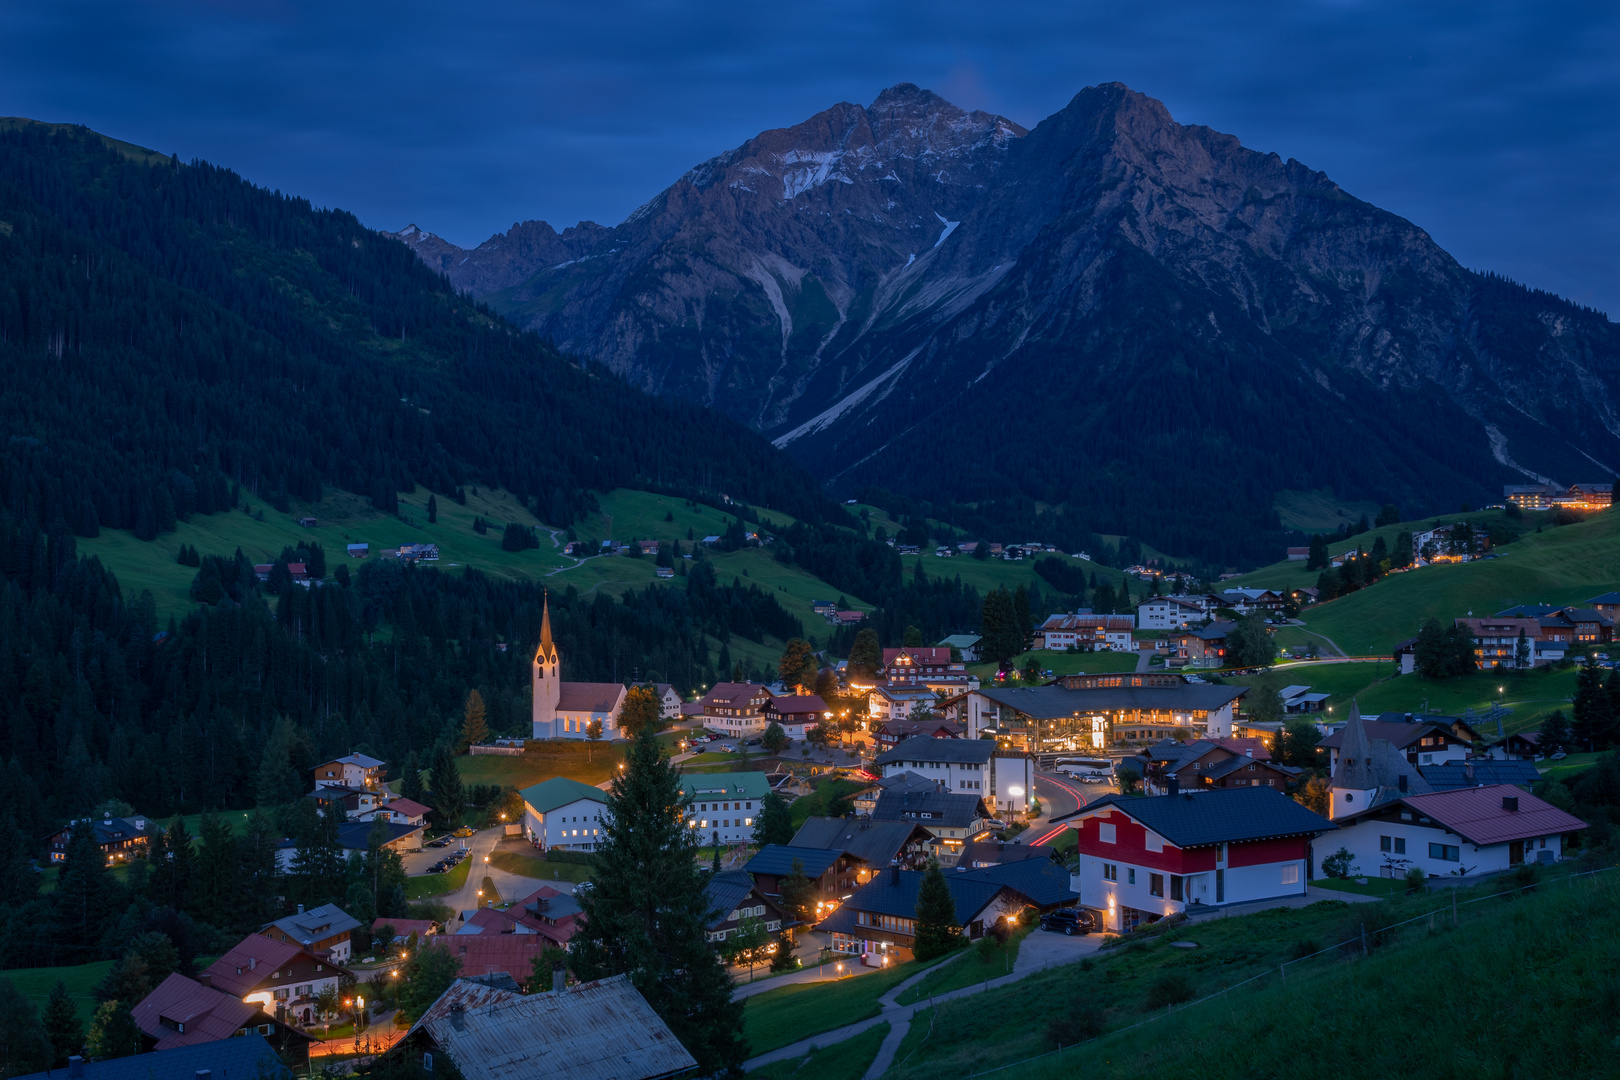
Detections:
399,83,1620,566
0,119,834,541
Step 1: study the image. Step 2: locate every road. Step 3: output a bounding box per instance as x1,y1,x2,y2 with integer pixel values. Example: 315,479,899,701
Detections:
1027,770,1102,846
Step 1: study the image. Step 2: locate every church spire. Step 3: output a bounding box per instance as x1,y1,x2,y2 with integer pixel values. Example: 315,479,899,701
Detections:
538,591,554,657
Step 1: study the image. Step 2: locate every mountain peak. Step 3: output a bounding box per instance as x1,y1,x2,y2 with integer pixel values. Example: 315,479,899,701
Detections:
869,82,949,110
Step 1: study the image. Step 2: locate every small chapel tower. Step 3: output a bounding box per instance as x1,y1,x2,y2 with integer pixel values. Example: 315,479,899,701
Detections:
532,596,561,738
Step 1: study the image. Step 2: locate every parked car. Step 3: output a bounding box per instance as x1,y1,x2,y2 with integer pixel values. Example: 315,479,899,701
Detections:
1039,908,1096,936
453,827,476,837
426,838,451,848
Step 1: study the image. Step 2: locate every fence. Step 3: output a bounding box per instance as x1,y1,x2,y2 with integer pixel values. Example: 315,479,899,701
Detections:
934,863,1617,1079
470,744,524,756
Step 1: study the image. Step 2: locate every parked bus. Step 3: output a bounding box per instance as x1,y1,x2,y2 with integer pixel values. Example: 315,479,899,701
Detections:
1054,757,1114,783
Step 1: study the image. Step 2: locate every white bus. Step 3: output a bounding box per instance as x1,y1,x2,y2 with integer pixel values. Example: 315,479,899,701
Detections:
1055,757,1114,783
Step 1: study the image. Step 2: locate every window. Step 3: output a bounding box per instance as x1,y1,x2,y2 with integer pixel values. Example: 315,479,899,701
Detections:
1102,863,1117,882
1281,864,1299,885
1149,873,1164,898
1127,867,1136,885
1170,875,1184,901
1098,822,1116,844
1394,838,1406,854
1145,832,1164,853
1380,835,1392,852
1429,843,1460,862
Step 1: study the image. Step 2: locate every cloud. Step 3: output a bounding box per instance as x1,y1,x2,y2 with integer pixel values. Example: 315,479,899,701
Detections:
0,0,1614,312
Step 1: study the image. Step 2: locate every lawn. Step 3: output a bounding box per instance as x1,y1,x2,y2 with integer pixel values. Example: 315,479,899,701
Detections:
1538,751,1605,781
405,855,471,900
453,744,623,792
895,928,1032,1004
968,648,1142,682
1309,876,1409,899
747,1021,890,1079
488,848,593,884
788,777,867,828
4,960,113,1023
743,955,948,1056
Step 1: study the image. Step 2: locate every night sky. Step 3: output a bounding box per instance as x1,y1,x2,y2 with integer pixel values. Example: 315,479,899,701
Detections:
2,1,1615,314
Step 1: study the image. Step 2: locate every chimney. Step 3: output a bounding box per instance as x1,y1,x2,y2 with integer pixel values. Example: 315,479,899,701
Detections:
552,963,565,993
198,972,211,987
1167,775,1180,796
1398,775,1408,793
297,903,304,915
1503,795,1519,812
889,862,900,885
196,1070,212,1080
248,957,256,971
450,1003,466,1031
68,1058,84,1079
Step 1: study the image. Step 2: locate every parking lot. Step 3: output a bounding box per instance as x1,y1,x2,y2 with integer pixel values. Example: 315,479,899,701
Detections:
401,834,475,876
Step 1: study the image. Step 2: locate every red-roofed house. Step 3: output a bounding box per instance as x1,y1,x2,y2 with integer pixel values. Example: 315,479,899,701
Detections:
1330,784,1586,879
877,647,978,693
201,934,350,1026
374,917,439,943
360,797,431,826
452,886,582,948
695,682,772,738
133,972,314,1057
763,694,827,739
424,933,552,985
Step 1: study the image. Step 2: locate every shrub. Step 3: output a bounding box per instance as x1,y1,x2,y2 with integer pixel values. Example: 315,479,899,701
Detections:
545,849,598,866
1405,867,1427,892
1321,847,1356,878
1045,997,1104,1046
1511,863,1539,894
1290,938,1321,961
1143,970,1196,1010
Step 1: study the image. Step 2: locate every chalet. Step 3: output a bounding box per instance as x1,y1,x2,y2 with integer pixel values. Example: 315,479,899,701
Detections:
1587,592,1620,620
307,785,382,818
401,974,696,1080
1318,713,1476,770
1286,546,1309,561
763,693,826,738
876,647,979,693
744,845,857,917
641,682,684,719
656,566,674,578
1278,684,1330,713
832,610,867,626
1137,739,1299,795
346,543,369,558
680,772,770,847
45,814,153,864
1455,616,1543,668
1040,613,1135,653
1330,786,1585,879
938,634,981,661
202,934,350,1027
1136,596,1207,632
132,973,313,1058
259,904,362,963
1554,483,1613,509
519,777,609,852
1485,732,1542,761
420,935,552,985
788,818,938,882
968,675,1249,749
313,753,385,791
1211,589,1286,614
702,870,791,943
1052,785,1335,932
869,777,994,862
956,839,1054,870
866,685,940,724
1168,623,1233,666
357,797,431,827
1503,483,1561,510
637,539,661,556
455,884,581,947
873,735,1036,817
812,599,838,615
872,715,964,753
273,820,424,870
696,682,772,737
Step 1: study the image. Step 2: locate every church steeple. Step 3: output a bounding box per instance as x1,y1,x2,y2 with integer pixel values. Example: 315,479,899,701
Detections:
532,593,560,737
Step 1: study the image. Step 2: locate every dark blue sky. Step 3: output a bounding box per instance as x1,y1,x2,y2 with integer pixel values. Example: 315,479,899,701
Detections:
3,1,1616,313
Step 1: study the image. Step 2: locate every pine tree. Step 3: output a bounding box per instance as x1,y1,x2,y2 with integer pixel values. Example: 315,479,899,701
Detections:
777,859,815,925
1306,534,1329,570
399,753,427,805
85,1000,141,1061
52,827,117,963
428,742,467,828
848,629,882,679
1013,586,1032,648
903,625,923,647
0,980,53,1073
912,861,962,961
1571,663,1607,751
148,817,194,911
570,727,746,1074
426,494,438,523
0,816,39,907
458,689,489,751
237,811,283,927
1538,709,1572,758
42,980,84,1065
755,791,793,847
290,803,345,910
191,812,242,932
777,638,817,690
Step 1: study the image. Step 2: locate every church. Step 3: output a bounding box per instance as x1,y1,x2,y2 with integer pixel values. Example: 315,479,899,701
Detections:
532,599,629,740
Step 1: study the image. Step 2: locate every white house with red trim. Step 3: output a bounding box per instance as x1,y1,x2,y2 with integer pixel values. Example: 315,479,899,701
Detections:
1051,784,1335,933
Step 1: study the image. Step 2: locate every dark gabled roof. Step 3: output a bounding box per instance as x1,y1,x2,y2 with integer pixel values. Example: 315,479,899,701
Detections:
1419,760,1542,791
15,1036,289,1080
815,869,1007,931
1050,786,1335,847
956,840,1051,868
956,857,1076,908
703,870,763,926
1587,592,1620,605
1319,718,1459,751
263,902,361,945
870,789,987,829
975,683,1245,720
743,844,844,879
874,735,994,767
334,820,423,851
1200,755,1290,782
790,818,934,866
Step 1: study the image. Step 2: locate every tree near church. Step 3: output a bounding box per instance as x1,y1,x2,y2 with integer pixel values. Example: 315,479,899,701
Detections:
619,685,664,738
903,625,923,647
913,860,963,961
457,689,489,751
778,638,818,691
585,719,604,761
980,587,1022,666
570,727,747,1075
85,1000,141,1062
1224,614,1275,668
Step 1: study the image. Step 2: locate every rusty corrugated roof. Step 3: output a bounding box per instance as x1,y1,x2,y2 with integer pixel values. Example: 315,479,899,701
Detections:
414,974,696,1080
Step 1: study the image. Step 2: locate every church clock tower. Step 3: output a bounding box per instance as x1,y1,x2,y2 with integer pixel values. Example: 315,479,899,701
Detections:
532,597,561,738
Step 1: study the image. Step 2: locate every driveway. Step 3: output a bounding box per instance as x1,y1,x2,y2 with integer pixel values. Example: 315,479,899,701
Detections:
406,828,502,913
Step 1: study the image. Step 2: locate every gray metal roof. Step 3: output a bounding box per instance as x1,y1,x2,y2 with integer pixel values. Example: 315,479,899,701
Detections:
1050,786,1335,847
263,903,361,945
975,683,1245,720
956,855,1077,908
1419,760,1541,791
874,735,994,767
16,1038,287,1080
743,844,843,879
790,817,935,866
870,788,988,829
414,973,696,1080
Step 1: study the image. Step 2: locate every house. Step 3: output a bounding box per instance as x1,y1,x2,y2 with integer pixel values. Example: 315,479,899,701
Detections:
346,542,369,558
953,854,1079,913
812,600,838,616
132,973,312,1056
312,753,385,791
1455,616,1545,668
1137,739,1299,795
401,973,696,1080
1485,732,1542,761
252,562,309,583
531,600,629,739
788,818,938,880
833,610,867,626
1035,613,1135,652
420,935,554,984
1212,588,1286,614
872,735,1036,817
374,917,439,943
680,771,771,847
201,934,350,1027
1052,785,1336,932
1136,596,1208,632
642,682,684,720
743,844,858,916
762,694,827,738
44,814,154,864
695,682,772,738
703,870,791,943
1586,592,1620,620
519,777,610,852
1328,786,1586,879
1323,705,1435,820
259,904,361,963
815,862,1029,963
869,777,995,862
637,539,661,556
967,675,1249,748
1554,482,1613,509
866,685,941,724
397,543,440,563
1318,713,1475,770
18,1035,292,1080
455,884,581,947
656,566,675,579
1503,483,1561,510
1278,685,1331,713
1168,623,1233,666
276,820,424,870
937,634,981,661
1286,546,1309,561
358,797,431,827
956,839,1054,870
875,647,978,693
307,785,383,819
872,716,964,753
1419,759,1542,792
701,535,722,545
